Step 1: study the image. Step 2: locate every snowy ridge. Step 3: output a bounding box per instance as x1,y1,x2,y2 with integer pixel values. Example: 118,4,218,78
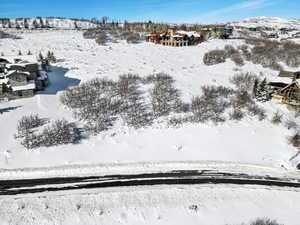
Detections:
230,16,300,29
0,18,97,29
0,161,299,181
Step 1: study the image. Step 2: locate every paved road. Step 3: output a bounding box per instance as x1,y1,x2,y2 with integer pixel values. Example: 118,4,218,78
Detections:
1,170,300,195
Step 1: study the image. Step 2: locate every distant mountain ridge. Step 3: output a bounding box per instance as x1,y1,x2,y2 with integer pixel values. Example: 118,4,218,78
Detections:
230,16,300,29
0,17,97,29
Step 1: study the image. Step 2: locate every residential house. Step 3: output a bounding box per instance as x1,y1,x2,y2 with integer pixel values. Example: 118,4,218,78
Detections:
146,27,204,47
0,58,48,100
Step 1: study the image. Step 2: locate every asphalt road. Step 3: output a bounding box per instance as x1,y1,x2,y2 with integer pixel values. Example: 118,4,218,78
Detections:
1,170,300,195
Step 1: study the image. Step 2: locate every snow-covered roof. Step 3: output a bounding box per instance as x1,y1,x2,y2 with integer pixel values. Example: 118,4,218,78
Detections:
176,31,201,38
0,77,9,85
12,80,36,91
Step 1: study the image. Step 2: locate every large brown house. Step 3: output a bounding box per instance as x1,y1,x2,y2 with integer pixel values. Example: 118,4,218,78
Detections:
146,27,204,47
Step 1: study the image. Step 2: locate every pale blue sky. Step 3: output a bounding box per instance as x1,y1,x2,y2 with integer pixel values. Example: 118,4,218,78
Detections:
0,0,299,23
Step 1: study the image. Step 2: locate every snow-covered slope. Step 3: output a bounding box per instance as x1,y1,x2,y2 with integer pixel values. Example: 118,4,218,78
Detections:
0,30,300,170
231,16,300,30
0,18,97,29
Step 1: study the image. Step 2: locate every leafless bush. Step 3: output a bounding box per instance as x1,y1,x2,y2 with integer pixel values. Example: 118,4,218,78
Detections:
230,72,259,92
231,53,244,66
151,78,184,117
247,104,266,121
203,49,227,65
229,109,244,121
191,86,234,123
285,119,298,130
229,217,283,225
224,45,238,58
250,218,283,225
20,119,81,149
95,32,108,45
16,114,45,138
126,32,141,44
142,73,174,84
41,119,81,147
288,132,300,149
271,111,283,125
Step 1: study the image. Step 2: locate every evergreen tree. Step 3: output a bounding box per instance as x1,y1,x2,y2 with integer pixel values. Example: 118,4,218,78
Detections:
27,50,32,55
18,50,22,56
256,78,272,102
38,52,44,62
252,79,258,98
1,52,4,56
32,20,38,29
24,18,29,29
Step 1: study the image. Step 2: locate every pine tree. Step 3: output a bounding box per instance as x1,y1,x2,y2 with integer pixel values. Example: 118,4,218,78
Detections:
1,52,4,56
32,20,38,29
38,52,44,62
253,79,258,98
18,50,22,56
256,78,271,102
27,50,32,55
24,18,29,29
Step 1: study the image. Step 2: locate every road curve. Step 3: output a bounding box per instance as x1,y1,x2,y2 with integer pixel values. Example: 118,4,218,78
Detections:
1,170,300,195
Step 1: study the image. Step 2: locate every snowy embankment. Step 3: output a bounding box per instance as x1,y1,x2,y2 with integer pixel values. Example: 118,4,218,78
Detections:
0,184,299,225
0,30,299,170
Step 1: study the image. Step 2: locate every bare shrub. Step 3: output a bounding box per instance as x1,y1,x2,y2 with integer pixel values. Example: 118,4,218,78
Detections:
16,114,45,138
203,49,227,66
271,111,283,125
143,73,174,84
247,104,266,121
224,45,239,58
230,72,259,92
288,132,300,149
191,86,234,123
285,119,298,130
41,119,81,147
231,53,244,66
151,78,183,117
250,217,283,225
20,119,81,149
229,109,244,121
126,32,141,44
95,32,108,45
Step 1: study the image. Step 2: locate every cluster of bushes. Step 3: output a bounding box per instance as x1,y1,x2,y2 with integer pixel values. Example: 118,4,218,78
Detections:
83,27,142,45
0,30,20,39
230,217,283,225
191,72,266,124
60,72,268,136
203,39,300,70
15,114,81,149
60,73,184,134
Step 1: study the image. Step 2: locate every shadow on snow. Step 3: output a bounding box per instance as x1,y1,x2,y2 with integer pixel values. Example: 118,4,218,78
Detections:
38,66,81,95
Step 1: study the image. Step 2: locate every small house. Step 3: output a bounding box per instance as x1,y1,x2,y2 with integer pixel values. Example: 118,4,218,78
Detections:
269,71,300,106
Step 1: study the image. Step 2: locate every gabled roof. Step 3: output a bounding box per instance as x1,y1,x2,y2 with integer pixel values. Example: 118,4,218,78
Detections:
268,82,289,88
278,71,300,78
279,81,300,92
0,58,10,64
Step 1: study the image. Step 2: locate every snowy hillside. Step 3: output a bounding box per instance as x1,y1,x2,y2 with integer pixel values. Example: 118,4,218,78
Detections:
231,16,300,30
0,18,97,29
0,30,300,170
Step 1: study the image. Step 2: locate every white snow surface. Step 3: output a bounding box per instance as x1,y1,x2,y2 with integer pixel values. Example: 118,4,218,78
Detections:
231,16,300,30
0,184,299,225
0,30,299,170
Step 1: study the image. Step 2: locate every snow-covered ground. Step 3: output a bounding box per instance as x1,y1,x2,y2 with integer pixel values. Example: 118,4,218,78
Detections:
231,16,300,30
0,29,299,170
0,184,299,225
